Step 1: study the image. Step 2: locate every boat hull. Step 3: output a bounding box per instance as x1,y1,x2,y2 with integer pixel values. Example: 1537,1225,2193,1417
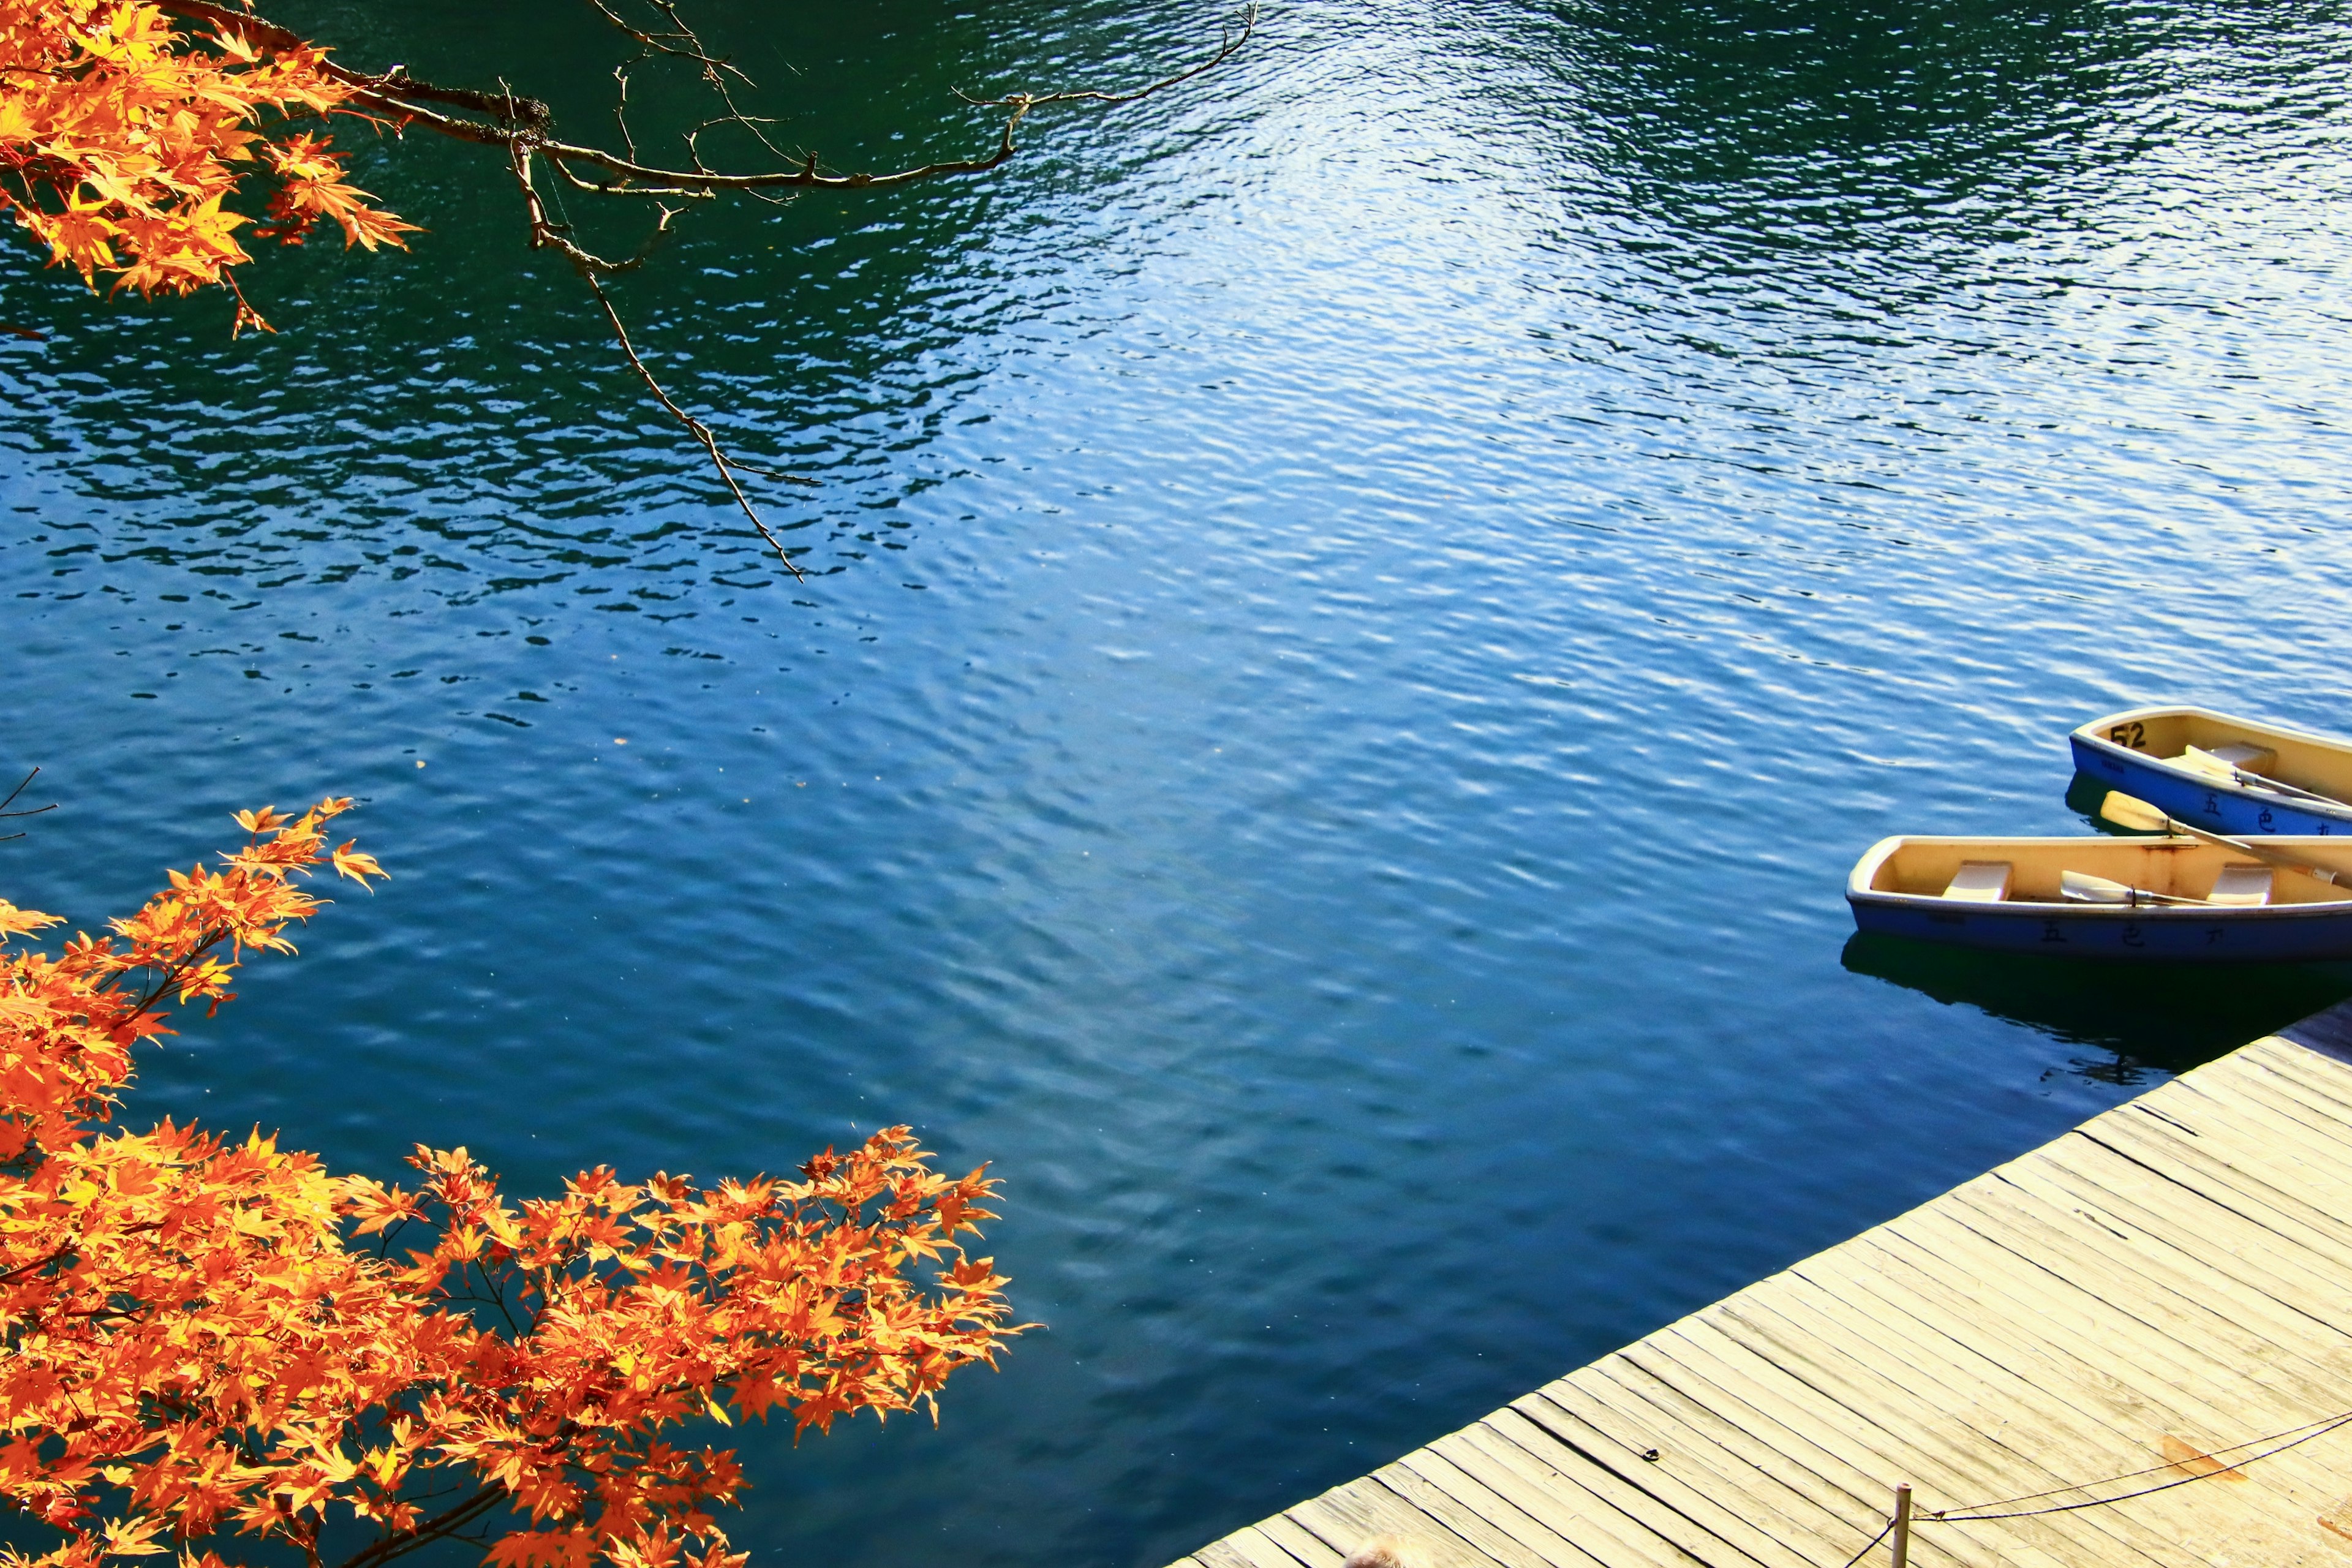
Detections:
2070,705,2352,835
1848,889,2352,962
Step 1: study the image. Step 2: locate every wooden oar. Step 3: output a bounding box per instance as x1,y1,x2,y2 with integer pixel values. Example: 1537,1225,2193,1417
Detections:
2099,790,2343,886
2179,745,2343,807
2059,869,2205,907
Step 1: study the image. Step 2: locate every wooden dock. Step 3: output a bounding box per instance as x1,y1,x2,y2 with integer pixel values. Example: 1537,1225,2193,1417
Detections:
1174,1003,2352,1568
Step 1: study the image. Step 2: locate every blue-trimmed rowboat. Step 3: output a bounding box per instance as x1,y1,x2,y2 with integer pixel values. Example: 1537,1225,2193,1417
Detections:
1847,832,2352,961
2071,705,2352,835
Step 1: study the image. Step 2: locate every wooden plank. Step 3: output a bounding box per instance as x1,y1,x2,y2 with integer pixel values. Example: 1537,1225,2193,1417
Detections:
1531,1366,1877,1556
1370,1459,1589,1568
1256,1513,1351,1568
1616,1330,2000,1567
1673,1306,2184,1568
1285,1478,1495,1568
1422,1426,1703,1568
2158,1074,2352,1224
2079,1109,2352,1270
1845,1213,2340,1478
2132,1074,2352,1208
1473,1407,1812,1568
1762,1263,2178,1492
1740,1260,2278,1567
2139,1051,2352,1162
1537,1367,1881,1555
1691,1221,2325,1562
1941,1173,2352,1423
1684,1241,2323,1568
1801,1224,2276,1460
1930,1178,2345,1381
1816,1229,2209,1449
1894,1194,2349,1458
1855,1200,2352,1526
1197,1541,1273,1568
2020,1140,2352,1334
1981,1156,2352,1357
1565,1354,1947,1561
2176,1063,2352,1152
2049,1104,2352,1253
2234,1036,2352,1119
1392,1443,1656,1568
1212,1526,1325,1568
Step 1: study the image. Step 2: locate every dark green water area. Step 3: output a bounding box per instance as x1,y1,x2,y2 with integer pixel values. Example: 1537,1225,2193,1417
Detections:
7,0,2352,1561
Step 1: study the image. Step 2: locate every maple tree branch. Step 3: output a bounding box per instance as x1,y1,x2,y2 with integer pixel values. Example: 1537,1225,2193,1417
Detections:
0,1238,76,1287
128,927,235,1016
335,1482,510,1568
152,0,552,131
293,1515,325,1568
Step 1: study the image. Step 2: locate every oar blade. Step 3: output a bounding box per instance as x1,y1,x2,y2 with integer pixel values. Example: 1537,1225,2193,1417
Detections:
2061,869,2135,904
2099,791,2171,833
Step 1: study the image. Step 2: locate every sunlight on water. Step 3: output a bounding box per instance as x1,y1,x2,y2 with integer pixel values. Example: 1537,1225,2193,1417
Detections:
7,1,2352,1562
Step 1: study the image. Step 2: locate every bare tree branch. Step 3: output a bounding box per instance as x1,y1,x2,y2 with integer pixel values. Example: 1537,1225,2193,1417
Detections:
0,767,54,843
153,0,1255,194
144,0,1256,565
505,143,810,577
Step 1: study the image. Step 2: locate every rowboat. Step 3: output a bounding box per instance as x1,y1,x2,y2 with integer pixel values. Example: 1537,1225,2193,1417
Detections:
2070,705,2352,835
1847,833,2352,961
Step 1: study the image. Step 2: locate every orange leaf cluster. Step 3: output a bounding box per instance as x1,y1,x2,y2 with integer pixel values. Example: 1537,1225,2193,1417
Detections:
0,0,417,309
0,802,1022,1568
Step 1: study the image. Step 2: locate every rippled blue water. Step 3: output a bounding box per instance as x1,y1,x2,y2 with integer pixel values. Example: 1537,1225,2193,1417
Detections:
9,1,2352,1562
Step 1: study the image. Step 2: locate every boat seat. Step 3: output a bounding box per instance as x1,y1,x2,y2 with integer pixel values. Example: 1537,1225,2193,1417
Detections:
1943,861,2013,902
2207,742,2280,772
2209,865,2273,907
2179,743,2285,782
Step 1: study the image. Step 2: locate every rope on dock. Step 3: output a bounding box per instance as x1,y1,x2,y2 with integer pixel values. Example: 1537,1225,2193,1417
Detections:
1833,1515,1896,1568
1837,1404,2352,1563
1926,1407,2352,1521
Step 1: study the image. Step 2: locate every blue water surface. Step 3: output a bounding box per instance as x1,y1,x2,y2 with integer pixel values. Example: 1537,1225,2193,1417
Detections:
7,1,2352,1562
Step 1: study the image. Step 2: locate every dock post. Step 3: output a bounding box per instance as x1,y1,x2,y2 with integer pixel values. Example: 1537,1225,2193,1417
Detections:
1891,1483,1912,1568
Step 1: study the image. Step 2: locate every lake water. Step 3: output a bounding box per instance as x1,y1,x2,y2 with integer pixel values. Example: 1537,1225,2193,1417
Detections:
7,1,2352,1562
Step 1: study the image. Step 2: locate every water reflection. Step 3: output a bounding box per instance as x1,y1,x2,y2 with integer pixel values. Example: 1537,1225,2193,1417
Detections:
1842,930,2352,1080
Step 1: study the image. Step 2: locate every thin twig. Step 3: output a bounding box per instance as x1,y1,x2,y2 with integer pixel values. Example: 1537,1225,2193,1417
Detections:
959,5,1257,112
582,271,807,580
0,767,55,843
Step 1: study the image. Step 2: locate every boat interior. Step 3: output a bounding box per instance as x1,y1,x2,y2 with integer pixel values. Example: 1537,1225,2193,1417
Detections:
2084,707,2352,803
1860,836,2352,908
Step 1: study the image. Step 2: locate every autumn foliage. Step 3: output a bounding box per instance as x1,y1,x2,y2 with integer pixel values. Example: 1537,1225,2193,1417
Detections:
0,0,411,316
0,801,1020,1568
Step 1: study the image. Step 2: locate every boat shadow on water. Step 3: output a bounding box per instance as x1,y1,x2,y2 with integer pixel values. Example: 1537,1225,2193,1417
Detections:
1840,930,2352,1085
